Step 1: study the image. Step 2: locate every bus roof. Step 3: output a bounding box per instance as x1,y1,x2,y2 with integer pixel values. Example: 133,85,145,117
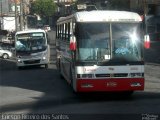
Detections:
16,29,46,35
57,10,142,23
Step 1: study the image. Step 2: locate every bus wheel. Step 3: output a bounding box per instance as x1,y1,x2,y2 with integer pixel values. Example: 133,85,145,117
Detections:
70,65,77,92
126,91,134,95
122,91,134,97
70,67,75,86
59,62,64,79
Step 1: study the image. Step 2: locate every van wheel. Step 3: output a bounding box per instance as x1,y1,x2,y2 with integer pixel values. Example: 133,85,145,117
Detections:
2,53,9,59
17,66,23,70
45,64,48,69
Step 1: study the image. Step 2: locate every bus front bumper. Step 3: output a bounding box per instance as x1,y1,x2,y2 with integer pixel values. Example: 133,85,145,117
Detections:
16,58,49,67
76,78,144,92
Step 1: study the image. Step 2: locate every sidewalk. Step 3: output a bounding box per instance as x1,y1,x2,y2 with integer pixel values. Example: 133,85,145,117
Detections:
0,88,58,113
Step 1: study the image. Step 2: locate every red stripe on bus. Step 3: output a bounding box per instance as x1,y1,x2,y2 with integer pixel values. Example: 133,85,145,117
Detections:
76,78,144,92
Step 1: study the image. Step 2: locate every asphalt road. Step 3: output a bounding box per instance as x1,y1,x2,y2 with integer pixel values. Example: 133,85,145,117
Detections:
0,30,160,120
0,58,160,120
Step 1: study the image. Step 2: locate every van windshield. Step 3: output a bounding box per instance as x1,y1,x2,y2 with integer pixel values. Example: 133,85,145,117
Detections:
15,32,47,53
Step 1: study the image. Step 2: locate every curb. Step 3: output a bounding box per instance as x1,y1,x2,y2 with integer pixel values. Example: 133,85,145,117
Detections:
145,62,160,66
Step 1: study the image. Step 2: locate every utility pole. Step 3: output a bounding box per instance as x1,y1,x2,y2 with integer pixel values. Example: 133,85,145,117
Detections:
1,0,3,30
20,0,24,30
15,0,18,31
143,0,148,34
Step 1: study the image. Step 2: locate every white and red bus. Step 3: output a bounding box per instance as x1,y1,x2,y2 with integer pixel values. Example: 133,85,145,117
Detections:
56,10,145,94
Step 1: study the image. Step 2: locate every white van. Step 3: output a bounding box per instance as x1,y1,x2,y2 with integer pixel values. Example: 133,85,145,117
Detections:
15,29,50,69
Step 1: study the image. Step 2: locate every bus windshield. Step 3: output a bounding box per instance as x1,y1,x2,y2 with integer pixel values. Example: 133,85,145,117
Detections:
76,22,142,62
15,32,47,53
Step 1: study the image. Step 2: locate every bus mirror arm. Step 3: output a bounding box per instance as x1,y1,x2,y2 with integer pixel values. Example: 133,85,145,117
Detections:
70,36,76,51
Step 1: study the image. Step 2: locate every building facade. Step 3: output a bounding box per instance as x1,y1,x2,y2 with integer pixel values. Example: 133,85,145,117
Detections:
0,0,30,31
130,0,160,15
130,0,160,41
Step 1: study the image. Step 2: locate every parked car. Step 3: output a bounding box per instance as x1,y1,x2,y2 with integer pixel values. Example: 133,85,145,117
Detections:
43,25,51,32
0,42,15,51
0,46,13,59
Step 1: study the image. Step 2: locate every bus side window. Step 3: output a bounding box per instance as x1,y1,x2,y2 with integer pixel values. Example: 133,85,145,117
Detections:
56,25,58,39
60,24,63,40
65,23,68,41
58,25,60,39
62,24,65,41
67,22,70,41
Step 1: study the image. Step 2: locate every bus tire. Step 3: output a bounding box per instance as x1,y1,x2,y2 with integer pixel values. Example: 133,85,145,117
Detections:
70,68,73,86
121,91,134,97
70,64,77,92
59,61,64,79
125,91,134,96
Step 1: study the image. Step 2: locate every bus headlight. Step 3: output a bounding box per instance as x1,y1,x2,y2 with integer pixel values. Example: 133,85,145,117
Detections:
131,82,142,87
42,56,46,60
17,55,21,58
77,74,94,78
81,83,94,88
17,59,22,63
130,73,144,78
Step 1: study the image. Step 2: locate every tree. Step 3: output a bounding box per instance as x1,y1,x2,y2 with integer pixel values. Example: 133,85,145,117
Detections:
32,0,57,18
109,0,130,11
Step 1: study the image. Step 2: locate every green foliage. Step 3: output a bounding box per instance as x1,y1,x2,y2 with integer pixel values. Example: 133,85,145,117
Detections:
32,0,57,17
109,0,130,10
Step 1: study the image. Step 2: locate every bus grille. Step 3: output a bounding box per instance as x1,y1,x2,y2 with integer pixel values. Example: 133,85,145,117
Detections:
24,60,40,64
113,73,128,77
95,73,128,78
95,74,110,77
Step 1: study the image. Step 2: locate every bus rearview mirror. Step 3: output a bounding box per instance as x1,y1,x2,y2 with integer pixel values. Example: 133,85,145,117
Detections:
70,36,76,51
144,34,150,49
